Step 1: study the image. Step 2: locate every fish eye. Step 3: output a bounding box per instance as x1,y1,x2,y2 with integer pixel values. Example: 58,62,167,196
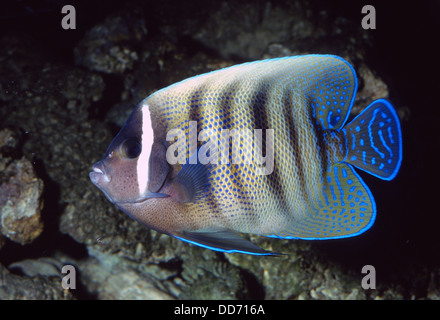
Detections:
121,138,142,159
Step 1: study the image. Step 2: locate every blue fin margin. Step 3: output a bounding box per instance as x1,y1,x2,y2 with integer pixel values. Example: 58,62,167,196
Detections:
174,229,281,256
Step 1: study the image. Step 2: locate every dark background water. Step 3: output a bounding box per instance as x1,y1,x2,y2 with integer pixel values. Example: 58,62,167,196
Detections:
0,0,438,299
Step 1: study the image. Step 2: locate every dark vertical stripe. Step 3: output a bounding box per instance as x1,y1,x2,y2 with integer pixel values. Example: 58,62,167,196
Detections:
188,84,204,122
251,82,269,161
249,81,281,226
217,82,238,166
214,82,240,218
284,88,309,209
252,82,269,169
218,82,236,129
308,108,328,183
252,82,269,130
251,82,290,213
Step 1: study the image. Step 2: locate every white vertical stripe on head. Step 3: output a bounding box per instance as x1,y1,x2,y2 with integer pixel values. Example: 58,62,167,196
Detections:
137,102,154,197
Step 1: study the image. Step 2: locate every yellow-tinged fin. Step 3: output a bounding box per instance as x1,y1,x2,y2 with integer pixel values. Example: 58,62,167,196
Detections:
268,163,375,240
306,55,358,130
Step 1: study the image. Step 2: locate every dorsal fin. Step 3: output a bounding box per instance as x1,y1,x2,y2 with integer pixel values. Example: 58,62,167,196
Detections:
303,55,358,130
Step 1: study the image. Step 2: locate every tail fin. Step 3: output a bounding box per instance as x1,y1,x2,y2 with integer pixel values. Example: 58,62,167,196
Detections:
342,99,402,180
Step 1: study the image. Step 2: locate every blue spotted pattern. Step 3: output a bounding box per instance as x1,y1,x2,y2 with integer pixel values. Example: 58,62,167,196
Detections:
342,99,402,180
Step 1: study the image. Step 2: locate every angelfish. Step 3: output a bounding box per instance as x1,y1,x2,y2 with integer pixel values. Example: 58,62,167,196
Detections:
90,55,402,255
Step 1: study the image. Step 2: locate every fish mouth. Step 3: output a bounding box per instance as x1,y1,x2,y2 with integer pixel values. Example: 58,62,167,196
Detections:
89,161,111,186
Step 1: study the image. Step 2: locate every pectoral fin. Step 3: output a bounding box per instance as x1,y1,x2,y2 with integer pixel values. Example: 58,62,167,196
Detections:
174,228,280,255
170,162,210,203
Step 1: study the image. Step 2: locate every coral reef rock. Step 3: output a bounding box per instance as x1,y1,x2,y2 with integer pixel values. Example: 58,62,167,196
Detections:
0,129,44,245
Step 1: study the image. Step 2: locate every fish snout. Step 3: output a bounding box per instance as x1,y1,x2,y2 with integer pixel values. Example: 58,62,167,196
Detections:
89,161,111,187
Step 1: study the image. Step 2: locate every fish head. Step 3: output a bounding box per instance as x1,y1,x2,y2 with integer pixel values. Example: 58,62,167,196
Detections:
89,100,171,205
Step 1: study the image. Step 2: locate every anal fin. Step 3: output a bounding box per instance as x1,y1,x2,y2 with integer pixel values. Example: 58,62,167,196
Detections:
305,163,376,239
269,163,376,240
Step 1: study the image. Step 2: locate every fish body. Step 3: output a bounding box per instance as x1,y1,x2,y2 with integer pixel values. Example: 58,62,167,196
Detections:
90,55,402,255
